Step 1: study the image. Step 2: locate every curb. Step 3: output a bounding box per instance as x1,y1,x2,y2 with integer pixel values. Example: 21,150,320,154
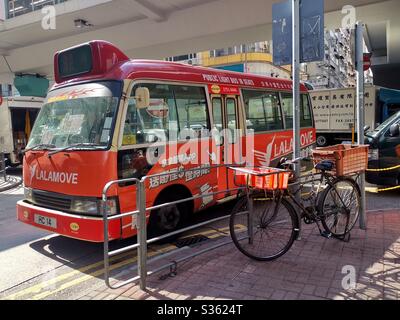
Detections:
0,177,23,193
367,209,400,214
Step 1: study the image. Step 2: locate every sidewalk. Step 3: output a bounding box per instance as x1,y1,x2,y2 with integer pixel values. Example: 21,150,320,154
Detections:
0,176,23,193
79,209,400,300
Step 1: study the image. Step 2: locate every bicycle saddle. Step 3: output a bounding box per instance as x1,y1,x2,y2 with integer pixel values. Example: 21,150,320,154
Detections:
315,160,334,172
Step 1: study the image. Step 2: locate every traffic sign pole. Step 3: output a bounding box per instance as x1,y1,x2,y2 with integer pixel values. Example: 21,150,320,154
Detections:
272,0,324,240
356,22,367,230
292,0,301,179
292,0,302,240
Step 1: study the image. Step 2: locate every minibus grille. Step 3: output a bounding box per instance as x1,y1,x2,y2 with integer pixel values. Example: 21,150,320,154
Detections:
32,190,72,211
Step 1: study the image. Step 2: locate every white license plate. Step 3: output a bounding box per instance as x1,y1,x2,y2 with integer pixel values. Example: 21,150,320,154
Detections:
34,214,57,229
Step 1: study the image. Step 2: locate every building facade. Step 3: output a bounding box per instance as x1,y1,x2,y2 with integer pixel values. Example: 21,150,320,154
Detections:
167,41,292,80
302,28,373,89
167,29,374,90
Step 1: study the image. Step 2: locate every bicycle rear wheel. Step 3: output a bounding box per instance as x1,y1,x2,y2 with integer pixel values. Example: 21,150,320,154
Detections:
229,193,299,261
319,177,361,238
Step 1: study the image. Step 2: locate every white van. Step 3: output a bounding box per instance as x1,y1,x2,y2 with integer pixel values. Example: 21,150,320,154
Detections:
309,85,400,146
0,96,43,165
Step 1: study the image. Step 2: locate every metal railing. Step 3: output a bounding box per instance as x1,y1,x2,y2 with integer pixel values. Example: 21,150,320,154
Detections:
0,153,8,182
102,164,246,290
6,0,69,19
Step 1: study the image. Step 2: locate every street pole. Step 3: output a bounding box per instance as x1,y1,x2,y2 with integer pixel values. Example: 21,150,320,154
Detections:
355,22,367,230
292,0,301,179
292,0,301,239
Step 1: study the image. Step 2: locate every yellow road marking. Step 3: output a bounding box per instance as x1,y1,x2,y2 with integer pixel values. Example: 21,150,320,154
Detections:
31,250,160,300
4,250,134,300
5,224,238,300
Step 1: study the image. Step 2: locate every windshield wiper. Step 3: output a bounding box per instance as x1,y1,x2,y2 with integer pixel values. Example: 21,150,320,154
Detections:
23,144,57,154
48,143,105,157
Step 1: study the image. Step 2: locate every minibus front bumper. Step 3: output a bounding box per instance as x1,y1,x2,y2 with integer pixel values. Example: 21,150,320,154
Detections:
17,200,122,242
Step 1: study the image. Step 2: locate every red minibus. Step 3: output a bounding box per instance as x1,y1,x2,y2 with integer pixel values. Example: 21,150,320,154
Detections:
17,41,316,242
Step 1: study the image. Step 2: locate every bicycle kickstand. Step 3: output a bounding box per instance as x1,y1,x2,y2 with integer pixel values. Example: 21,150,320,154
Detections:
315,220,332,239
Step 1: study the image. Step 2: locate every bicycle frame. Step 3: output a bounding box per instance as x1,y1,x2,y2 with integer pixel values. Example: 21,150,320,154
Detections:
283,170,360,240
284,171,327,218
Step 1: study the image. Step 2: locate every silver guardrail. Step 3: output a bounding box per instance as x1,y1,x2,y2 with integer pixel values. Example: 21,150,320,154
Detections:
0,153,8,182
102,164,247,290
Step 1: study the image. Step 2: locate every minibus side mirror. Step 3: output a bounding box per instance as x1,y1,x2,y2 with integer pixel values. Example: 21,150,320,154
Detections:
389,123,400,137
134,87,150,109
364,125,370,133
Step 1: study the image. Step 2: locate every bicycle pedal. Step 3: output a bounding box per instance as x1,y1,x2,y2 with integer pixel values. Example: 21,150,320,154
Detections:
320,231,332,239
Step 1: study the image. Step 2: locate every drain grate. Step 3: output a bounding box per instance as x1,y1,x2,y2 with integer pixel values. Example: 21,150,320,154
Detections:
174,235,209,248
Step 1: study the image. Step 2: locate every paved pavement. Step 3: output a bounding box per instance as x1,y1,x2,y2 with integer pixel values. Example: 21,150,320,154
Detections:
77,209,400,301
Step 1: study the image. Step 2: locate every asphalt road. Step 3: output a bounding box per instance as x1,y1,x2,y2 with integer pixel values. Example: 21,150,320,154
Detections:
0,169,398,300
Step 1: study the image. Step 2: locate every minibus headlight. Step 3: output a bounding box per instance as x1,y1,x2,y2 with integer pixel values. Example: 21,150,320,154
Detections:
24,187,33,202
102,199,118,216
70,198,118,216
71,199,99,215
368,149,379,161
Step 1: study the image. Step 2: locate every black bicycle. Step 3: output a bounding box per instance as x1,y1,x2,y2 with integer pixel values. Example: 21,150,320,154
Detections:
229,158,361,261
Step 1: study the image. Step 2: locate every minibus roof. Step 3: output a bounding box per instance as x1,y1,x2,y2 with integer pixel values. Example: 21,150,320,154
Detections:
52,40,308,93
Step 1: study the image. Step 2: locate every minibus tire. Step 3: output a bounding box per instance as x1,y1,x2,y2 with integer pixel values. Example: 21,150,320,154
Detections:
148,191,191,239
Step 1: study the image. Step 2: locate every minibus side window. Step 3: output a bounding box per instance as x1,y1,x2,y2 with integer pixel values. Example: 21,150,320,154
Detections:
281,93,293,129
226,98,238,143
126,83,210,145
301,94,313,127
281,93,313,128
211,98,224,146
242,89,282,133
173,85,210,139
212,98,223,132
127,83,176,144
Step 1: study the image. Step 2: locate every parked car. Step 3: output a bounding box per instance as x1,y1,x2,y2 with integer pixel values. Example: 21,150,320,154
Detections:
365,110,400,186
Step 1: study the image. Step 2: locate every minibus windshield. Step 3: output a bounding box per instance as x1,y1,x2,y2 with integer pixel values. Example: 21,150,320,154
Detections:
26,82,121,151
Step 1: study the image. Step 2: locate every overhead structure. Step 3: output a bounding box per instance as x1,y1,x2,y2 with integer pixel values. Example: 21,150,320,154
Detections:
0,0,398,84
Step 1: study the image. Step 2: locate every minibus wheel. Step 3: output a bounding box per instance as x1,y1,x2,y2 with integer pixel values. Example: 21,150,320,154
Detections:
149,188,192,238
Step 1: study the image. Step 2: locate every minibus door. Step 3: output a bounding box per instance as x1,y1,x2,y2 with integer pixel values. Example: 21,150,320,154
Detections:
211,95,242,199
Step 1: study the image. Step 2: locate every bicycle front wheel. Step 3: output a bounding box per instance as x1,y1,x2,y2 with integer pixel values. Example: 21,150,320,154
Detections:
229,194,299,261
319,177,361,238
